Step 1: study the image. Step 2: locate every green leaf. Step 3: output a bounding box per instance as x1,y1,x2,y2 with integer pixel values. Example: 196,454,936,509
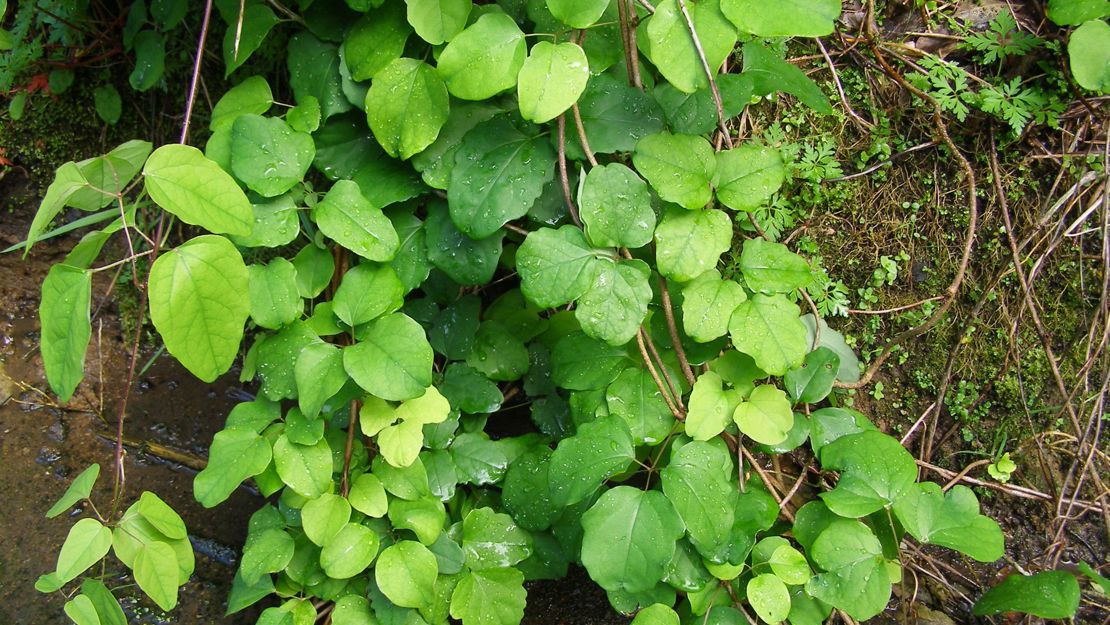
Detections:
227,570,276,615
661,440,735,562
25,162,90,256
333,263,404,327
742,42,832,114
631,604,680,625
134,542,180,611
819,431,916,518
685,371,732,441
412,101,504,189
248,258,302,330
320,523,380,579
295,342,348,419
289,33,351,120
805,520,890,621
315,180,400,261
715,145,784,211
80,579,126,625
808,407,874,456
605,368,675,445
462,507,533,569
143,145,254,235
429,297,480,359
451,432,509,484
548,0,610,27
654,207,733,282
380,420,428,468
579,163,656,249
349,472,388,517
448,116,556,238
721,0,839,36
748,574,791,623
344,3,411,81
64,594,100,625
287,96,321,133
56,518,112,583
437,12,526,100
388,495,446,543
727,293,807,376
450,567,527,625
733,384,793,445
681,272,747,343
301,493,351,546
440,362,502,412
551,331,632,391
137,492,187,540
231,194,300,249
223,4,279,75
1069,19,1110,92
784,347,839,404
425,202,505,285
973,571,1080,619
502,447,561,531
466,321,530,381
518,226,602,308
406,0,471,44
892,483,1003,562
566,74,666,158
40,265,92,401
1048,0,1110,25
577,259,653,346
739,239,812,294
94,84,122,124
46,464,100,518
273,435,333,498
517,41,590,123
148,235,250,382
194,429,272,507
130,30,165,91
633,133,716,209
366,58,450,160
240,526,293,585
211,76,274,131
230,115,315,197
376,541,439,609
644,0,737,93
769,543,811,585
549,417,635,506
112,503,194,584
344,313,433,401
581,486,686,593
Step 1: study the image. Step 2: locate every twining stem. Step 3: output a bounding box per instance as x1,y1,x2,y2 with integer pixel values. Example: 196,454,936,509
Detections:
657,276,696,386
571,103,599,167
555,115,584,228
636,328,685,420
674,0,732,148
340,400,361,496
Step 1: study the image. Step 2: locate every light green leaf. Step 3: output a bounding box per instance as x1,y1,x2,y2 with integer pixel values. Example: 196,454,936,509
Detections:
143,145,253,235
549,0,610,27
294,342,348,419
819,431,916,517
24,162,90,256
348,472,388,517
450,567,527,625
287,95,321,133
721,0,840,36
462,507,533,569
661,440,735,563
1048,0,1110,25
406,0,471,44
437,12,526,100
805,520,890,621
644,0,736,93
727,293,807,376
605,368,675,445
892,483,1004,562
40,264,92,401
681,272,747,343
517,226,602,308
230,115,315,197
581,486,686,593
517,41,590,123
148,235,250,382
136,492,186,540
231,193,300,249
379,419,426,468
331,595,375,625
343,3,411,81
715,145,784,211
211,76,274,131
633,133,716,209
315,180,399,261
366,58,450,160
46,464,100,518
63,594,100,625
579,163,656,249
549,417,635,506
240,524,293,585
748,574,790,623
333,263,404,327
194,429,272,507
79,580,127,625
447,116,556,238
248,258,302,330
134,542,180,611
376,541,439,609
769,544,811,585
302,494,351,546
56,518,112,583
739,239,812,294
631,604,680,625
388,495,446,544
273,435,333,498
577,259,653,347
320,523,380,579
733,384,793,445
685,371,732,441
654,207,733,282
344,313,433,401
972,571,1080,619
1069,19,1110,92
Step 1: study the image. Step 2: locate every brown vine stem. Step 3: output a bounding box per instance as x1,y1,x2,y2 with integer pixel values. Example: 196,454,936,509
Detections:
340,399,361,496
555,114,583,228
111,0,215,515
570,102,599,167
846,295,943,315
636,328,685,420
657,276,696,386
739,445,792,521
674,0,732,149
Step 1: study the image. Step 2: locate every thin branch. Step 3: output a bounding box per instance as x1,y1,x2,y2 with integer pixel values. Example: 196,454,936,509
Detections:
570,103,599,167
555,115,583,228
674,0,732,148
657,276,696,386
636,328,685,420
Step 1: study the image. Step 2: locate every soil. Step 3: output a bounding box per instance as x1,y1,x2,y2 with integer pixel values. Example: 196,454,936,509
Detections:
0,169,626,625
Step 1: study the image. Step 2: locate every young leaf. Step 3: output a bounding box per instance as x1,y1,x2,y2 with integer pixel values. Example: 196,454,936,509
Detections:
631,604,680,625
973,571,1080,618
769,544,811,585
248,258,302,330
46,464,100,518
633,133,716,209
344,313,433,401
40,264,92,401
348,473,389,517
194,429,273,507
80,579,127,625
645,0,737,94
320,523,380,579
143,145,254,235
366,58,450,160
548,0,610,28
727,294,808,376
343,3,411,81
450,567,527,625
819,431,916,518
462,507,533,569
517,41,590,123
892,483,1004,562
576,259,653,346
805,520,890,621
333,263,404,327
661,440,736,563
733,384,793,445
314,180,400,261
517,226,602,308
437,12,526,100
302,494,352,546
579,163,656,249
149,235,250,382
715,145,784,211
406,0,471,44
681,272,747,343
376,541,439,609
580,486,686,593
63,594,99,625
134,542,180,611
747,574,791,624
685,371,732,441
56,518,112,583
230,114,315,197
721,0,840,36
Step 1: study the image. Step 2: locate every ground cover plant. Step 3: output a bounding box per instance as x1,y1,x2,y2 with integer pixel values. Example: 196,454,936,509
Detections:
7,0,1110,623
